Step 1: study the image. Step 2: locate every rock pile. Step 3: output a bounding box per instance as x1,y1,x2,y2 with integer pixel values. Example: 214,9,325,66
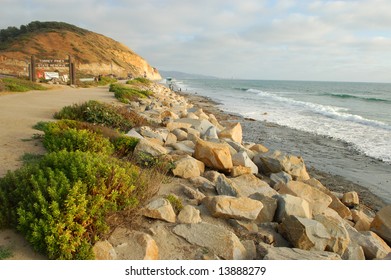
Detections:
94,82,391,260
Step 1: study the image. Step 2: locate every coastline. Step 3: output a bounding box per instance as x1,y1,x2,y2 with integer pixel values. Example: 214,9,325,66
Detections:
178,91,389,211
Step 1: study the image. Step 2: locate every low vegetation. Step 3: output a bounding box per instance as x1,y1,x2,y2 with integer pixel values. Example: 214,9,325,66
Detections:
0,95,167,259
53,100,134,132
126,77,152,86
0,246,13,260
109,83,153,103
0,77,47,92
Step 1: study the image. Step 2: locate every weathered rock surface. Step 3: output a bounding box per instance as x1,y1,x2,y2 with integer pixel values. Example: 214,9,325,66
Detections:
263,247,341,260
314,212,350,255
173,222,247,260
182,185,206,204
279,215,330,251
370,205,391,245
93,240,117,260
232,151,258,174
345,222,391,259
108,228,159,260
143,198,176,223
203,196,263,221
276,181,332,215
231,165,252,177
342,191,360,207
351,209,372,231
194,139,233,172
172,156,205,179
134,138,168,157
342,242,365,260
177,205,202,224
218,122,243,143
275,194,312,222
269,171,292,187
249,193,278,224
230,174,277,198
215,174,238,197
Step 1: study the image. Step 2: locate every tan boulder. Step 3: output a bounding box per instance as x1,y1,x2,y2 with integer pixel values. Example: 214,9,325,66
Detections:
164,132,177,146
230,173,277,198
108,228,159,260
134,138,168,158
342,191,359,207
173,222,247,260
172,156,205,179
232,151,258,174
231,165,252,177
342,242,365,260
344,222,391,259
250,193,278,224
304,178,351,219
143,198,176,223
370,205,391,245
352,209,373,231
275,194,312,222
276,181,332,215
177,205,202,224
314,212,350,255
166,121,192,131
279,215,331,251
218,122,243,143
203,195,263,221
194,139,233,172
93,240,117,260
263,247,341,260
250,143,269,153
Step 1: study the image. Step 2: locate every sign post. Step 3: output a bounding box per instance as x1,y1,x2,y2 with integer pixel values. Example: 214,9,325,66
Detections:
30,55,75,85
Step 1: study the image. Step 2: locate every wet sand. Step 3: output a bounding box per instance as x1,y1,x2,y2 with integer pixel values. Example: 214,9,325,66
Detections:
179,91,389,211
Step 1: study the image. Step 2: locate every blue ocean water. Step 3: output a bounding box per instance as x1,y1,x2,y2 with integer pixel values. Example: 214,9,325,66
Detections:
174,79,391,164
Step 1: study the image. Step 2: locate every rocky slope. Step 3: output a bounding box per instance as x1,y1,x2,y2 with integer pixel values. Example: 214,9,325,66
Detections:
93,82,391,260
0,21,161,80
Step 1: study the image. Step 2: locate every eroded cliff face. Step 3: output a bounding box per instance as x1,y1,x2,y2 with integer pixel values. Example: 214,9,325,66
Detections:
0,29,161,80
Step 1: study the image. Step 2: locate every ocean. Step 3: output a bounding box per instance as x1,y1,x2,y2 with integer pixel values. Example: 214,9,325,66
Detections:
175,79,391,164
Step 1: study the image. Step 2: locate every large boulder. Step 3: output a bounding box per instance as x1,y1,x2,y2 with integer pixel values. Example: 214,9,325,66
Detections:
143,198,176,223
314,212,350,255
232,151,258,174
194,139,233,172
134,138,168,157
279,215,331,251
263,247,341,260
275,194,312,222
177,205,202,224
249,193,278,224
93,240,117,260
344,222,391,259
370,205,391,245
203,196,263,221
342,191,360,207
230,174,277,198
215,174,238,197
172,156,205,179
256,150,310,180
173,222,247,260
276,181,332,215
218,122,243,143
174,118,216,136
108,228,159,260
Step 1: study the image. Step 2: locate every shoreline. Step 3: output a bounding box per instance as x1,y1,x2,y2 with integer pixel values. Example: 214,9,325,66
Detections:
178,91,388,211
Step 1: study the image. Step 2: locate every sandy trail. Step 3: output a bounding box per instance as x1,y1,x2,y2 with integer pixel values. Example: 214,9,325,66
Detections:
0,86,118,259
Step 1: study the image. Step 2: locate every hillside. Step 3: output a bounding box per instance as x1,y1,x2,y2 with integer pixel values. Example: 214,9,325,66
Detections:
0,21,161,80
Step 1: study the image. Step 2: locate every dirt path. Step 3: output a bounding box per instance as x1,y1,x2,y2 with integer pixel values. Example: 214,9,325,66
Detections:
0,86,118,259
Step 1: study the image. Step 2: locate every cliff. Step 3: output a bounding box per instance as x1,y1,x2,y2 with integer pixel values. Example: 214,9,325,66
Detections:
0,21,161,80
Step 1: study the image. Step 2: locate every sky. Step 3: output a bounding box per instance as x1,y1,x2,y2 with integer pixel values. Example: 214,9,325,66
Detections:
1,0,391,82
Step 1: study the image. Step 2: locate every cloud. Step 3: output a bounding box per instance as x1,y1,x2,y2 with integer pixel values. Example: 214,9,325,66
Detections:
1,0,391,82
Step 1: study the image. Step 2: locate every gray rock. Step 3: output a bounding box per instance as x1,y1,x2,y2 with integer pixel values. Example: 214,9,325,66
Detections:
232,151,258,174
216,174,238,197
269,171,292,187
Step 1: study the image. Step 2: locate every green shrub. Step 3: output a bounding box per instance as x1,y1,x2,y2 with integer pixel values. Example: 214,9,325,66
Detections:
126,77,151,85
0,78,47,92
42,121,114,154
109,83,153,103
53,100,133,132
0,150,143,259
0,246,12,260
112,136,139,157
97,76,117,86
165,194,183,214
